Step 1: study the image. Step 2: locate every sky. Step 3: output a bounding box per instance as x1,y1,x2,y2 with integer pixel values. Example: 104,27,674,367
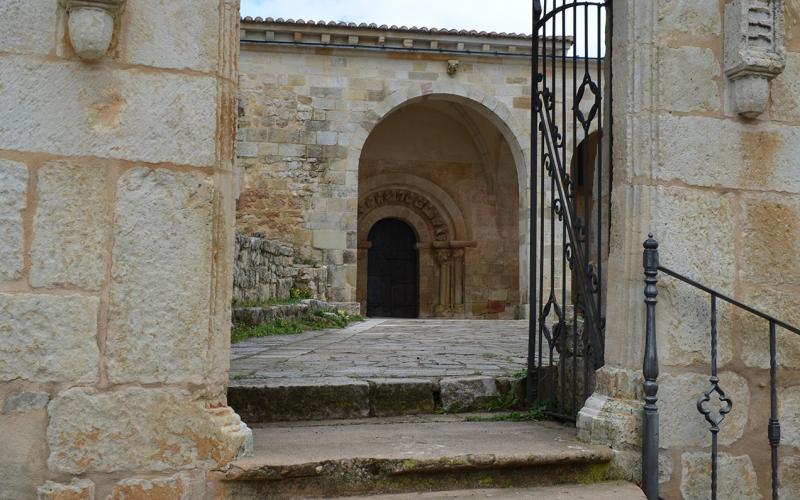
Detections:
239,0,604,57
240,0,535,35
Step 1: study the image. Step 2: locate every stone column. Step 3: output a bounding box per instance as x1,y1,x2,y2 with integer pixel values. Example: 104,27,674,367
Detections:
452,248,466,315
0,1,250,497
435,248,452,316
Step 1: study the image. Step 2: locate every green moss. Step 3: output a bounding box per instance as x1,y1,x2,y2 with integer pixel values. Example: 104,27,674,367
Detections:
231,309,364,343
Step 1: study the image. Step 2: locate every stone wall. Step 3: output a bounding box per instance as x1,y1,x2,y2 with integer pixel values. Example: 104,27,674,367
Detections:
578,1,800,498
0,1,249,498
234,232,328,303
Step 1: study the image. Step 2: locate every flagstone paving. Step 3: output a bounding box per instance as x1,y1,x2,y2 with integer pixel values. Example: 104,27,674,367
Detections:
229,319,532,382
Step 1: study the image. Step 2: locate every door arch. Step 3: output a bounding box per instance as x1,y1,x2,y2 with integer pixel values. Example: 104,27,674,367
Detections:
367,218,418,318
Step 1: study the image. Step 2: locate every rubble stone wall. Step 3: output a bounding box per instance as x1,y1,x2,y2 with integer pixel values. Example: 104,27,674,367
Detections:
234,231,328,303
0,1,249,498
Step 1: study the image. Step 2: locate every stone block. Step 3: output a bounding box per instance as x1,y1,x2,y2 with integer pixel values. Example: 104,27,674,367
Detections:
2,391,50,415
47,388,250,474
440,377,499,412
119,0,220,73
658,280,733,368
1,391,49,499
780,385,800,447
0,0,57,56
658,372,749,448
651,186,736,290
0,159,27,282
657,46,721,113
37,479,95,500
656,115,800,194
313,230,347,250
771,52,800,122
780,455,800,499
740,194,800,287
0,56,217,166
656,0,721,37
367,378,436,417
30,162,109,290
228,378,370,422
680,452,760,500
106,169,214,384
739,288,800,369
0,293,99,383
107,472,202,500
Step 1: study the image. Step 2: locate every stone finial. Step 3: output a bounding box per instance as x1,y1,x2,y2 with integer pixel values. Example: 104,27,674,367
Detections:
724,0,786,118
60,0,126,61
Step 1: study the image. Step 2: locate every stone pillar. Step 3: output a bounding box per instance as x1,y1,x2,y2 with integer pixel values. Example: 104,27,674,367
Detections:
0,1,250,497
452,248,466,315
577,1,800,498
435,248,452,316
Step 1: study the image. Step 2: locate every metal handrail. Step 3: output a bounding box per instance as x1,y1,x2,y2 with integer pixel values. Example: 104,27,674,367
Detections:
642,236,797,500
658,265,800,336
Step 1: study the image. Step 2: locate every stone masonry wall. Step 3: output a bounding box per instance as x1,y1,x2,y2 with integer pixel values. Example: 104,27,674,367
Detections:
0,1,249,498
234,232,328,303
578,1,800,498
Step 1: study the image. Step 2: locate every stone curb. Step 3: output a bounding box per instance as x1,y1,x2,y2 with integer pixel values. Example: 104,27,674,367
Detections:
228,375,526,423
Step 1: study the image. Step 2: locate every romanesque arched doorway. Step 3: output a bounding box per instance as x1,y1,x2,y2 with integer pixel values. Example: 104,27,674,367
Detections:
356,96,521,319
366,218,418,318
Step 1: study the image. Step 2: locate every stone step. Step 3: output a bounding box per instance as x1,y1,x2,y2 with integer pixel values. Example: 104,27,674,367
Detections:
210,415,626,499
228,375,530,423
339,482,646,499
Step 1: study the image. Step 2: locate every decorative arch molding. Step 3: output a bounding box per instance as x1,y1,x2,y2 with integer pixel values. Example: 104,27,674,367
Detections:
359,188,451,242
359,173,469,241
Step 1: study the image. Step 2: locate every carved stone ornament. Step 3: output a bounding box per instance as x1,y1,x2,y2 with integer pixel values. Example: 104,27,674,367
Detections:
60,0,126,61
447,60,460,77
724,0,786,118
358,189,450,241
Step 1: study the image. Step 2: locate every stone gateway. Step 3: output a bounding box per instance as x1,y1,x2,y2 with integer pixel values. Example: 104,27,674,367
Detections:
0,1,799,499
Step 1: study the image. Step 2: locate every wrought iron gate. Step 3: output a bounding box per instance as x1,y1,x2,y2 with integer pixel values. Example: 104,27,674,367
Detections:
526,0,612,418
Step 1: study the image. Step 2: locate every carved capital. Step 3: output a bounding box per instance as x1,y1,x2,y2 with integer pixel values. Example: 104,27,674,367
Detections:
60,0,126,61
724,0,786,118
435,249,452,263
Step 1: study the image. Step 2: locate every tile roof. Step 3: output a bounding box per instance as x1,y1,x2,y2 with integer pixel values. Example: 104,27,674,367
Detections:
240,17,533,40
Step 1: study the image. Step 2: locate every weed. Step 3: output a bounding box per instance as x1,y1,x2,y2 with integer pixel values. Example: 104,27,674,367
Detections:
231,308,363,343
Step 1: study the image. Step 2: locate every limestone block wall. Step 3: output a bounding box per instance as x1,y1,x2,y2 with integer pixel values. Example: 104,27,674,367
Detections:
234,232,328,303
578,1,800,498
236,20,534,308
0,1,249,498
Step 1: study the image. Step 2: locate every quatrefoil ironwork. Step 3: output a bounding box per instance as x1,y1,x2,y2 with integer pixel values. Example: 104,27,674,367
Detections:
697,377,733,432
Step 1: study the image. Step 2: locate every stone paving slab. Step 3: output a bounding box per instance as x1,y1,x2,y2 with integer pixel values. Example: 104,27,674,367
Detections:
229,319,538,422
338,482,646,499
230,319,532,381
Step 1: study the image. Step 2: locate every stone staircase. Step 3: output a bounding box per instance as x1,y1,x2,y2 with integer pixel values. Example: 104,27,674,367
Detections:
210,413,644,499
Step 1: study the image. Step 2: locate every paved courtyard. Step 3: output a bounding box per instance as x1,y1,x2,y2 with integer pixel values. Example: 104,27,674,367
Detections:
230,319,530,381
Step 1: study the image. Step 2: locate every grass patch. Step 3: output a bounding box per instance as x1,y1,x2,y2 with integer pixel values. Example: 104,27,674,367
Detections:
231,308,363,344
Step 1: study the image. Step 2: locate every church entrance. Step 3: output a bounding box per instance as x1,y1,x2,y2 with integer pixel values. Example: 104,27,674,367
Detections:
366,218,418,318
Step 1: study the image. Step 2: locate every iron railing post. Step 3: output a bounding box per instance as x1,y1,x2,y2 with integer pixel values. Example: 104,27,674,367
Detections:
525,0,542,408
642,235,660,500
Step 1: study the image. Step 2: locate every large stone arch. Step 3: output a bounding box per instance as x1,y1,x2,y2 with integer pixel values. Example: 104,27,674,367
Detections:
349,84,531,316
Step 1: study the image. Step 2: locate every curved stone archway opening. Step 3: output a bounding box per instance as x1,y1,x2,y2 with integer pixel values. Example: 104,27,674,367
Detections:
357,96,522,318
